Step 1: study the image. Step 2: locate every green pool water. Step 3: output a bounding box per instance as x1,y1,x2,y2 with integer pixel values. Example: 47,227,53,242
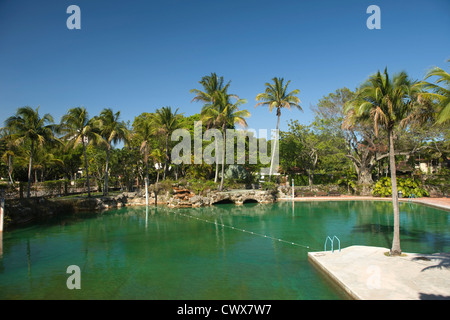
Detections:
0,201,448,299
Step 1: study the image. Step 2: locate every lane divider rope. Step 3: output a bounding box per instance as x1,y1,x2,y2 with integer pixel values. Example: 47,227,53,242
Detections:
174,211,311,250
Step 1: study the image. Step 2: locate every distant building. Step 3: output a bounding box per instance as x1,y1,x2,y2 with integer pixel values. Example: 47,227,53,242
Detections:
414,158,448,174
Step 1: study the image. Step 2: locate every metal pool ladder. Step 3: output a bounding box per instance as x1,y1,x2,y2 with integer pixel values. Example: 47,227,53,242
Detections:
324,236,341,253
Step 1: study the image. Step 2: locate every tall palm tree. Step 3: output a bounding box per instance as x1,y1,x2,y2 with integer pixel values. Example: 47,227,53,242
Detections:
191,73,234,182
418,61,450,124
153,106,183,180
255,77,302,178
60,107,101,198
202,91,250,191
98,108,129,196
344,68,421,256
133,112,155,203
190,72,233,105
5,106,57,198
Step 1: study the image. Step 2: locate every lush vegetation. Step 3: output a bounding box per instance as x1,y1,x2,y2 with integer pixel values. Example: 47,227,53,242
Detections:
0,64,449,205
372,177,429,198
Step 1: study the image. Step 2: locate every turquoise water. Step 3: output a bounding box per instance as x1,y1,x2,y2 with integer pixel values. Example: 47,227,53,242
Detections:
0,201,448,299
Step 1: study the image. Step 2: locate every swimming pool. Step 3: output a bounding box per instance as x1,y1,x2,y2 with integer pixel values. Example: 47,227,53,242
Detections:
0,201,448,299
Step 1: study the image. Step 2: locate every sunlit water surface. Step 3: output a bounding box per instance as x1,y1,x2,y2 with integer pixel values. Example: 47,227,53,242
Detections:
0,201,448,299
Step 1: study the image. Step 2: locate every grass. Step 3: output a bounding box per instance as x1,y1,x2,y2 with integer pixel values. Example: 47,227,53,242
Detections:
384,251,408,257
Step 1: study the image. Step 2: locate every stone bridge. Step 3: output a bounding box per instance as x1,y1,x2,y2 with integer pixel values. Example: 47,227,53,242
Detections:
168,190,276,207
214,190,276,204
75,189,278,209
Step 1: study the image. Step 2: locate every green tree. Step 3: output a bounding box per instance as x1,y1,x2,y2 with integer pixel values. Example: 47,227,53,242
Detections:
0,127,17,186
5,106,57,198
255,77,302,178
316,87,381,185
191,73,233,183
133,112,156,204
345,68,421,256
202,91,250,191
418,61,450,124
190,72,233,105
133,113,155,178
98,108,130,196
60,107,102,198
153,106,183,180
150,148,164,184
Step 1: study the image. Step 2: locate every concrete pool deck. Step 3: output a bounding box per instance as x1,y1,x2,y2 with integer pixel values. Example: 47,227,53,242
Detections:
298,197,450,299
308,246,450,300
279,195,450,211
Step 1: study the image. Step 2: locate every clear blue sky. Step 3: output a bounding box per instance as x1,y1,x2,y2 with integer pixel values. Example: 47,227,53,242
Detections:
1,0,449,133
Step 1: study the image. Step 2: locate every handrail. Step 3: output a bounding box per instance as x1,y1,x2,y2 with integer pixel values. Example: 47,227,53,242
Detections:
324,236,333,252
324,235,341,253
333,236,341,252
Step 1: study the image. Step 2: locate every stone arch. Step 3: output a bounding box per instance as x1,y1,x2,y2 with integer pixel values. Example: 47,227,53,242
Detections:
212,198,235,205
242,198,258,204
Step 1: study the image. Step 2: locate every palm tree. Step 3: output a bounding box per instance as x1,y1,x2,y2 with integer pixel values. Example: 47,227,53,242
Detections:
255,77,302,178
152,106,183,180
190,72,234,105
150,148,164,184
5,106,57,198
60,107,101,198
418,61,450,124
133,112,155,205
32,146,64,183
344,68,421,256
150,147,165,206
191,73,234,182
0,127,17,186
202,91,250,191
98,108,129,196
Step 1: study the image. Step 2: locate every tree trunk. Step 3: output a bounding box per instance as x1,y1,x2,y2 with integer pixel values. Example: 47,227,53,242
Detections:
214,138,219,183
27,141,34,198
357,166,373,196
145,148,149,207
269,112,280,179
358,164,374,185
145,176,149,206
219,123,226,191
163,135,169,180
389,129,401,256
8,154,15,186
82,138,91,198
103,145,110,196
307,169,313,189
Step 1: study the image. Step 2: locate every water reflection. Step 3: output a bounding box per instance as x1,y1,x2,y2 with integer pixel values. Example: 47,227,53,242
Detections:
0,201,448,299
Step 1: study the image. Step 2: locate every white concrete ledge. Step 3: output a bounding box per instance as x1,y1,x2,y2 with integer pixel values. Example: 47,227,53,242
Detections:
308,245,450,300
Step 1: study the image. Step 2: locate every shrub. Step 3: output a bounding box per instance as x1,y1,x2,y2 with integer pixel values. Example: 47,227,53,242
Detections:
372,177,429,198
154,179,175,194
424,171,450,195
223,179,246,190
261,181,277,192
187,179,217,195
